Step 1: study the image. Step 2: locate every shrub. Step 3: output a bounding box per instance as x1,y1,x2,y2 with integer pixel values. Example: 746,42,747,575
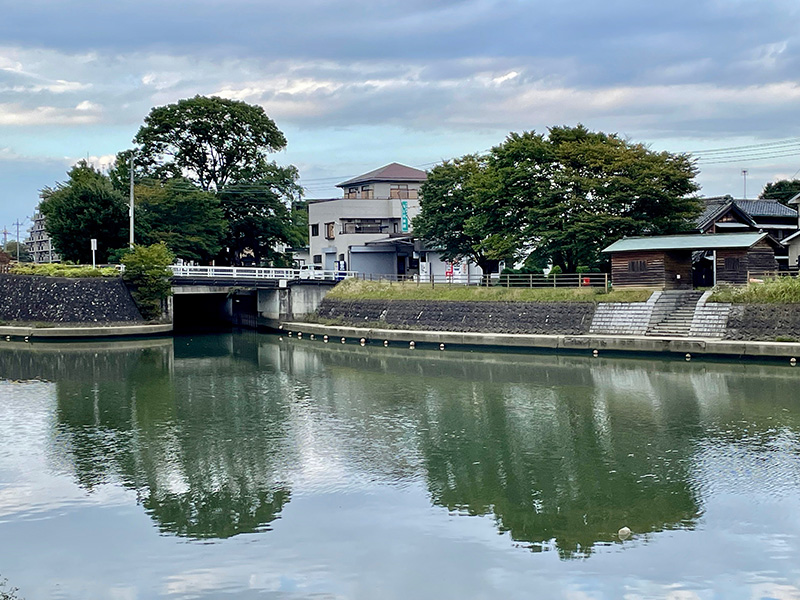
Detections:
121,243,174,321
9,263,118,278
709,277,800,304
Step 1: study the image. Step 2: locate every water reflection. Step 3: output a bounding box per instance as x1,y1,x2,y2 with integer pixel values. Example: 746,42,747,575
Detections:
2,334,800,560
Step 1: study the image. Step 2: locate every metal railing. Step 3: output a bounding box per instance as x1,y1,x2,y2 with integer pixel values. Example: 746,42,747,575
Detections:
747,269,800,283
169,265,358,281
353,272,610,290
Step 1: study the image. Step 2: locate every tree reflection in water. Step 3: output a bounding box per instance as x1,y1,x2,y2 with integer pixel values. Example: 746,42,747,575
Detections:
4,334,799,558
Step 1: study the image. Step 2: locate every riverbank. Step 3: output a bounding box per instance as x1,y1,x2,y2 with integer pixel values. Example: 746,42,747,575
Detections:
281,321,800,361
0,322,173,339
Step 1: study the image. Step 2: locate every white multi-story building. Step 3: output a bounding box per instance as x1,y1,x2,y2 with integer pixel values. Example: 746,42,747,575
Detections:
26,210,61,263
307,163,426,276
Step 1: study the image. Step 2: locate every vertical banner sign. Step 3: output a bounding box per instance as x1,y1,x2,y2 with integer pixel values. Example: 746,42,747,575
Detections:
400,200,409,233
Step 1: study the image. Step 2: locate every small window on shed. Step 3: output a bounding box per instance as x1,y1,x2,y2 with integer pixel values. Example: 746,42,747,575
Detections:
724,257,740,271
628,260,647,272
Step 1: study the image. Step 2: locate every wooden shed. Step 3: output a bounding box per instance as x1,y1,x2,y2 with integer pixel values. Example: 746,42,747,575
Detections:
602,232,781,289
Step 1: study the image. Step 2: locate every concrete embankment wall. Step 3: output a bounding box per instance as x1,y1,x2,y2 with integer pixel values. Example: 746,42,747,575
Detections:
314,298,595,335
0,274,143,323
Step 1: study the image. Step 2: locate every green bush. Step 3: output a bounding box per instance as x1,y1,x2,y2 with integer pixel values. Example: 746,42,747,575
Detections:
121,243,174,321
709,277,800,304
9,263,118,278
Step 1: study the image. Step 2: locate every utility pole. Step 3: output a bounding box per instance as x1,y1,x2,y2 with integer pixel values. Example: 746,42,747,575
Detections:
13,219,23,261
1,226,8,252
742,169,748,199
129,152,135,249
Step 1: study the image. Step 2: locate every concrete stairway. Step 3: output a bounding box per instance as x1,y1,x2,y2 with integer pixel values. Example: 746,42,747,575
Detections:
646,291,704,337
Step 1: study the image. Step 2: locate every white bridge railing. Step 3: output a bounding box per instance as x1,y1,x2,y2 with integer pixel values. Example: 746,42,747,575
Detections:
169,265,358,281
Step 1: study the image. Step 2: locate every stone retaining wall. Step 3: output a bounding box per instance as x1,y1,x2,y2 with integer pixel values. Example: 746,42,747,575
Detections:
724,304,800,341
315,298,595,335
0,274,143,323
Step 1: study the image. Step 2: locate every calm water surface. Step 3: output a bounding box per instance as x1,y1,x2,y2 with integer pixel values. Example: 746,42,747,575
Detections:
1,333,799,599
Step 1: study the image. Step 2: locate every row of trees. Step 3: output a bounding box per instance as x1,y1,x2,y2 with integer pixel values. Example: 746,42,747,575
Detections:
40,96,307,265
413,126,702,273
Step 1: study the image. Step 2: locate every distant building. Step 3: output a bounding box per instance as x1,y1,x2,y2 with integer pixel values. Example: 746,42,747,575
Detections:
307,163,426,276
26,210,61,263
695,195,797,273
781,194,800,268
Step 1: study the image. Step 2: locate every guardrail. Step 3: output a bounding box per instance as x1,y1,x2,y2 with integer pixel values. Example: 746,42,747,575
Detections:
747,270,800,283
169,265,357,281
353,272,610,290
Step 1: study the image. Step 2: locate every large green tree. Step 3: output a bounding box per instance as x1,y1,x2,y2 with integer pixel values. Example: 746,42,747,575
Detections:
413,155,515,276
760,179,800,205
415,126,700,273
133,95,287,191
39,161,128,263
528,126,700,271
134,178,226,263
218,166,306,266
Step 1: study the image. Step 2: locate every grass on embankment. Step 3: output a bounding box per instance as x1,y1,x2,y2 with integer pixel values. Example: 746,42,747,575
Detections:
709,277,800,304
327,278,652,303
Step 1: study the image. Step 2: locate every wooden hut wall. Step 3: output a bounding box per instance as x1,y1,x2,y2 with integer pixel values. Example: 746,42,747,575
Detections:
715,249,748,285
663,251,693,289
610,251,667,288
717,241,777,284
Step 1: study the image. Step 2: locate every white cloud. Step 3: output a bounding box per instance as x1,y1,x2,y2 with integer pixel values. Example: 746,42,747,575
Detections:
0,103,102,126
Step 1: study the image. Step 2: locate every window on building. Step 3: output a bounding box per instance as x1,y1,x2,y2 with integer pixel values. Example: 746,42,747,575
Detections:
310,224,319,237
360,185,373,199
313,254,322,264
724,257,740,271
325,222,335,239
338,254,345,262
628,260,647,272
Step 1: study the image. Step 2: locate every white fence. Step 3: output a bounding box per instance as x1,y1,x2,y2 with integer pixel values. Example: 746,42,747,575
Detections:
169,265,357,281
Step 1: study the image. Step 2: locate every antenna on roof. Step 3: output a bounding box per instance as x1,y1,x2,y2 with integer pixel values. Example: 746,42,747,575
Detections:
741,169,748,199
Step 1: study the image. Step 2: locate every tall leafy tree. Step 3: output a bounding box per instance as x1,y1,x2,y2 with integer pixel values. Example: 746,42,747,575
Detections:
529,125,700,271
135,178,226,263
218,165,306,266
39,161,128,263
133,95,287,191
415,126,700,273
760,179,800,205
413,155,515,276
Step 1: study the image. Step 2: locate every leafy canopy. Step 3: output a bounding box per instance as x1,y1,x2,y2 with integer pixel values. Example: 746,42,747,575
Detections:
134,178,226,264
134,95,287,191
760,179,800,205
415,125,700,273
38,161,128,263
218,165,306,266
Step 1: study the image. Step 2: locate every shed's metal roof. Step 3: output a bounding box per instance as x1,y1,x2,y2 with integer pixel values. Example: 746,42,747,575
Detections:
602,232,770,253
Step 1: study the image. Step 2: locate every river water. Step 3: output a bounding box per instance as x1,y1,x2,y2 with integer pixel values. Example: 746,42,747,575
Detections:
0,333,799,599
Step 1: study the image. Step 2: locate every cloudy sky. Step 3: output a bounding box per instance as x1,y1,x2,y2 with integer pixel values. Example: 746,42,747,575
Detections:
2,0,800,236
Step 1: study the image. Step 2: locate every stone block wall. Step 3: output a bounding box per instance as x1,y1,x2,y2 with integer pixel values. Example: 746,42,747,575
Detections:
724,304,800,341
689,291,731,338
0,274,143,323
589,294,659,335
315,299,596,335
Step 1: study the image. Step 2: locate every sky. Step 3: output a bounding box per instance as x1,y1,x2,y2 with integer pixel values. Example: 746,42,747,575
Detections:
2,0,800,238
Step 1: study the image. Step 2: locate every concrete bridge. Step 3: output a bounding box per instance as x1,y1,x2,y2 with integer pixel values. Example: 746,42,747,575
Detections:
169,266,354,331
